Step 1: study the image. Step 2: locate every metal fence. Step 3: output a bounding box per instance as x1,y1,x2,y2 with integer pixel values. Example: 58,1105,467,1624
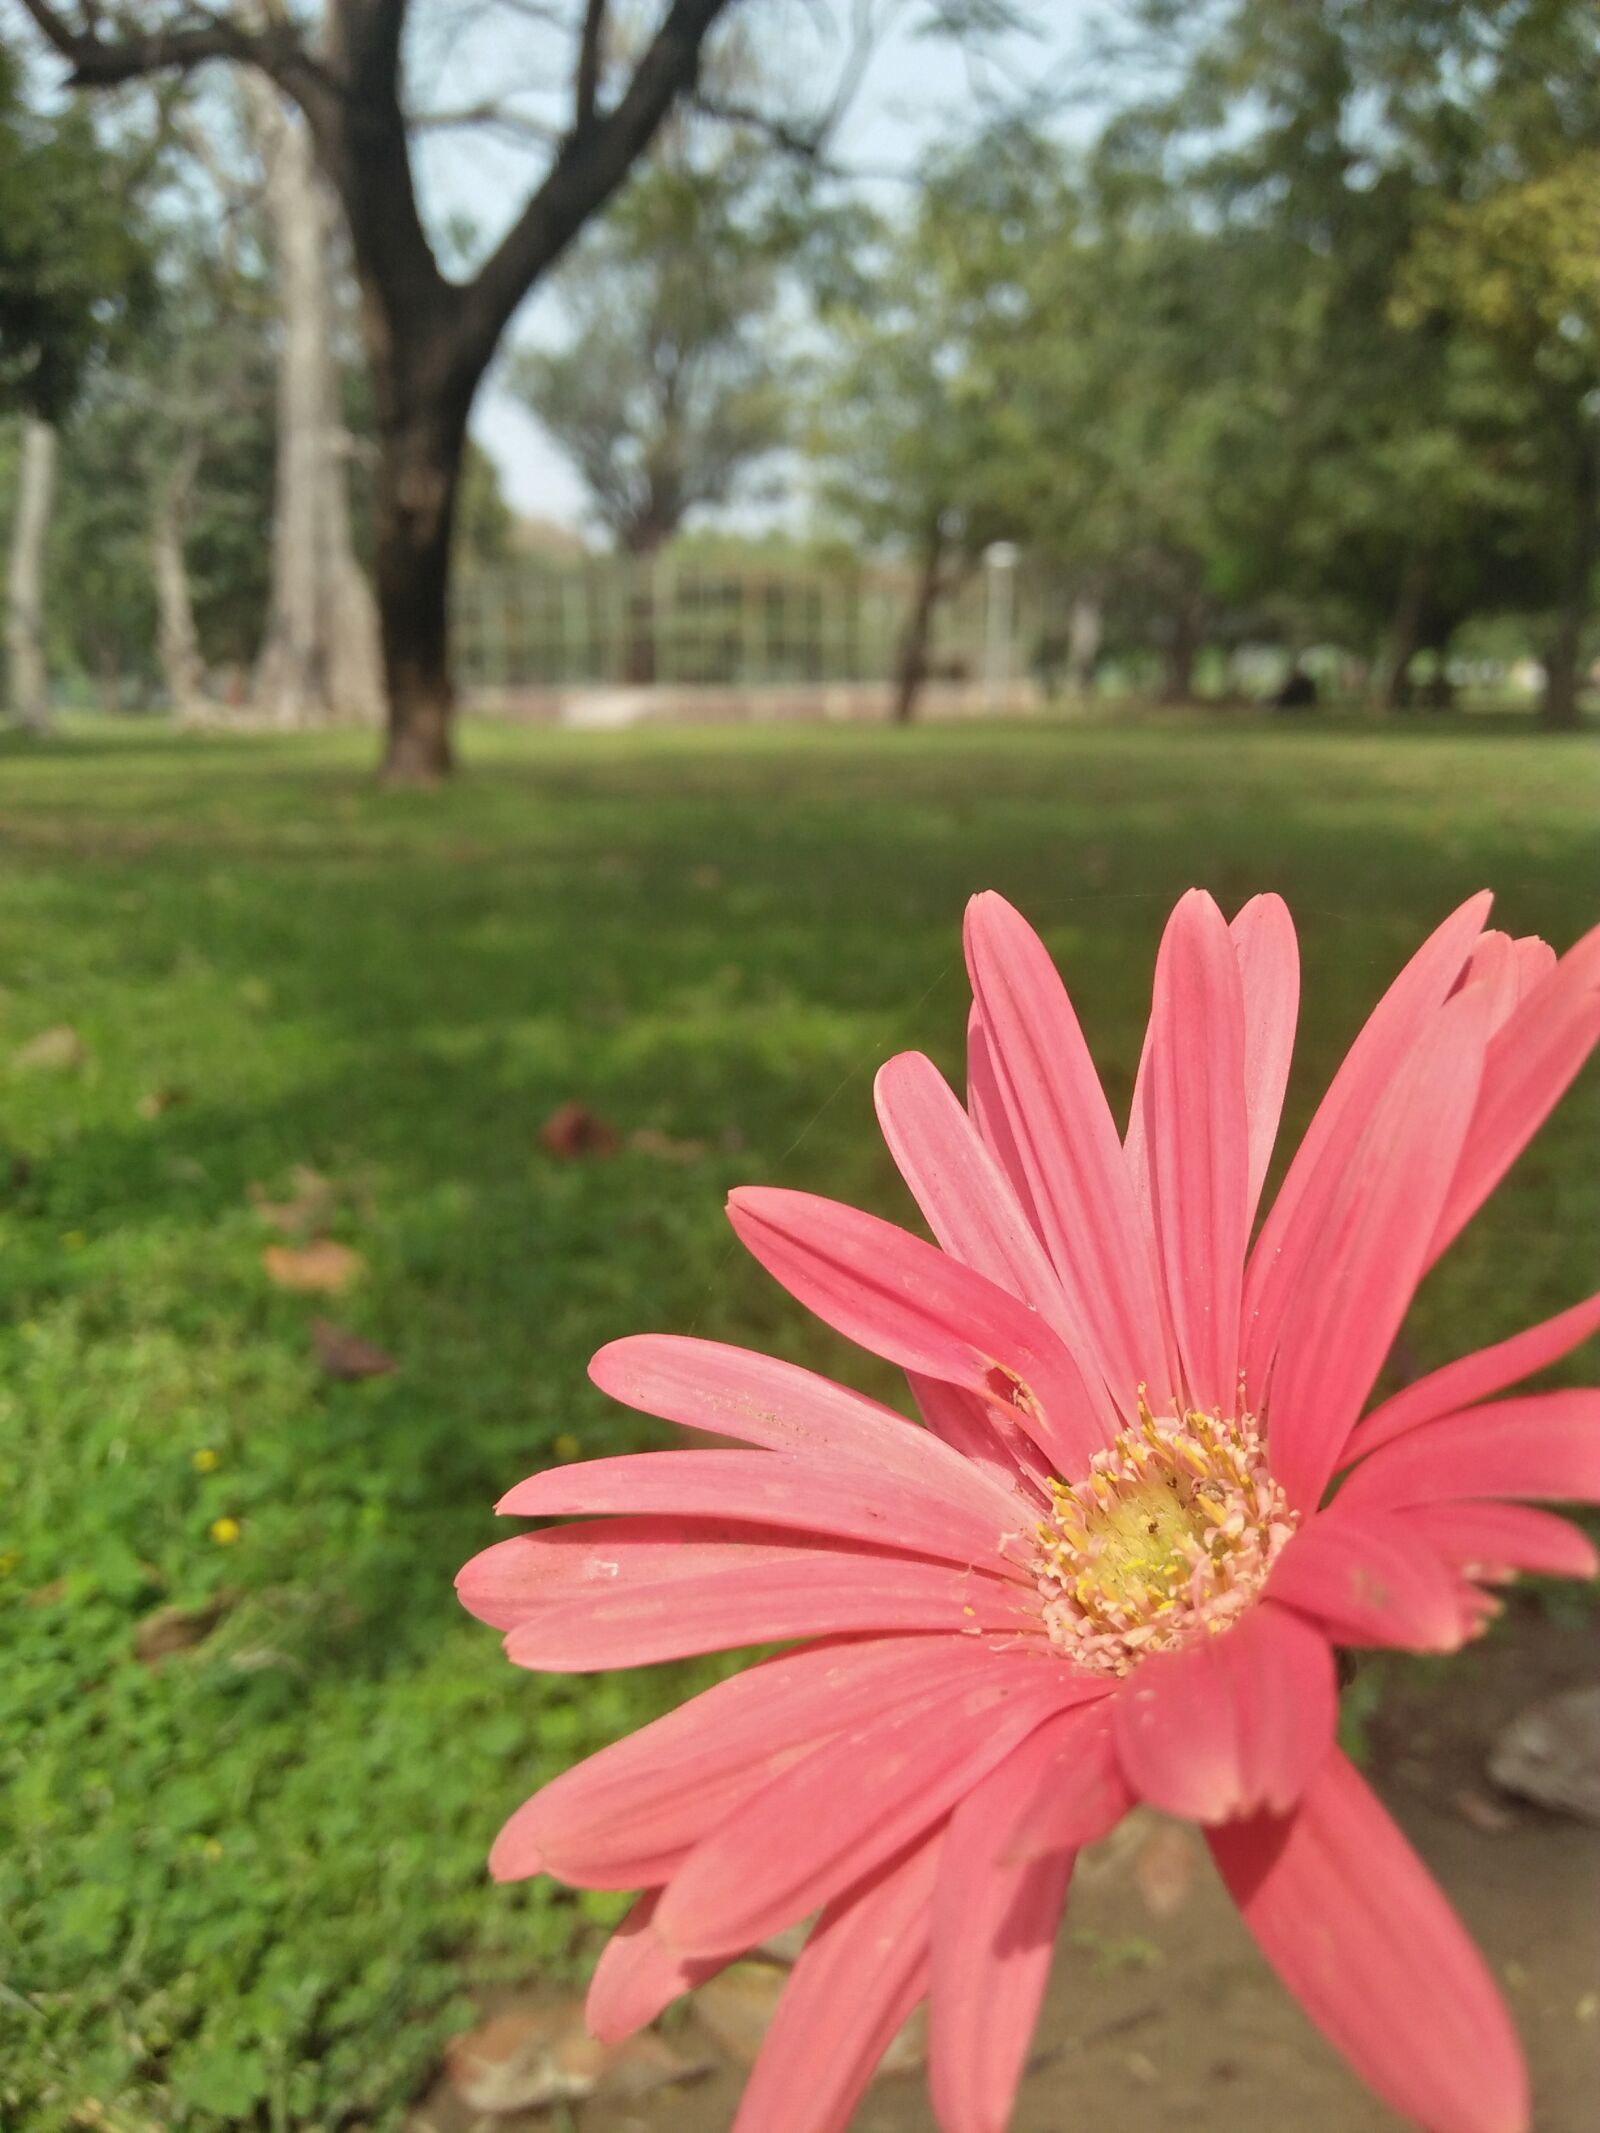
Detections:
452,553,1044,695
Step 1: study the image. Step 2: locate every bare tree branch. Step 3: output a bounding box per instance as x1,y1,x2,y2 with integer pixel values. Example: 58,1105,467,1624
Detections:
460,0,737,372
16,0,306,88
575,0,608,131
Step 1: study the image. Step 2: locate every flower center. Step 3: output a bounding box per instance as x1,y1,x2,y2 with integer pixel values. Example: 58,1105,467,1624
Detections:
1034,1402,1296,1675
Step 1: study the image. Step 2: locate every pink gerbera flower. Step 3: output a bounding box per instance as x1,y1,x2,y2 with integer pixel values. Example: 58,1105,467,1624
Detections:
459,889,1600,2133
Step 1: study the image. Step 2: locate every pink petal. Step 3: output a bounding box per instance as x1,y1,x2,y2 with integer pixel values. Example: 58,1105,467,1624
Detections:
968,1004,1044,1233
1126,890,1250,1414
1263,983,1493,1510
1512,935,1557,994
1336,1390,1600,1513
963,892,1171,1412
1113,1602,1336,1823
1001,1698,1132,1865
587,1891,726,2042
458,1519,1040,1670
1399,1501,1599,1582
1209,1751,1528,2133
727,1186,1107,1477
929,1732,1079,2133
590,1334,1025,1526
1457,930,1522,1033
490,1634,1015,1886
1428,923,1600,1267
1347,1289,1600,1461
656,1662,1093,1958
499,1449,1031,1577
910,1371,1054,1497
1230,893,1300,1225
875,1050,1076,1336
1243,891,1492,1398
1267,1508,1469,1651
728,1831,940,2133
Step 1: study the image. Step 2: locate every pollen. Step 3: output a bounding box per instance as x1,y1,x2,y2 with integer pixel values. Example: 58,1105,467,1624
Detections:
1034,1400,1296,1674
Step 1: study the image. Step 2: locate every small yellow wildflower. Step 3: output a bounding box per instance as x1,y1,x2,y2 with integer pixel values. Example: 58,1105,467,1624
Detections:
209,1517,241,1547
192,1448,220,1474
552,1432,582,1461
0,1550,19,1578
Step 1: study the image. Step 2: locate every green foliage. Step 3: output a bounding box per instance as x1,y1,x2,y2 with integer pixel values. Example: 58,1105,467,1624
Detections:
510,146,795,554
0,41,157,422
0,711,1596,2127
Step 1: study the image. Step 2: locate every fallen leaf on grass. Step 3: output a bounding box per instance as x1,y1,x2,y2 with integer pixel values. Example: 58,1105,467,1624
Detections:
134,1595,236,1668
13,1026,86,1072
1132,1824,1198,1918
311,1318,396,1380
262,1241,365,1294
250,1165,337,1239
628,1126,708,1162
539,1102,619,1160
137,1085,190,1120
445,2005,708,2115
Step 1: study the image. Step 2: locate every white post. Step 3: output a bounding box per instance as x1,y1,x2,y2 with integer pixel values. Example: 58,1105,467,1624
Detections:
984,542,1019,711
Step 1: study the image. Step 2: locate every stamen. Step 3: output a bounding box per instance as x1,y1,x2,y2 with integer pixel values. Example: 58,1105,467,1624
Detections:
1034,1405,1295,1675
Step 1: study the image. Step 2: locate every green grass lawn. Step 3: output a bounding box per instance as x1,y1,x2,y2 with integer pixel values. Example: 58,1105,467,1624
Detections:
1,711,1596,2132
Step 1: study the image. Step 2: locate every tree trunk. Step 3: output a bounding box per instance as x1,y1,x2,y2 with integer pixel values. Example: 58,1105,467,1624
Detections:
250,80,384,728
372,403,467,784
152,444,208,726
5,417,57,732
1541,429,1598,733
1377,555,1430,712
1065,593,1103,696
893,521,945,725
1159,598,1202,705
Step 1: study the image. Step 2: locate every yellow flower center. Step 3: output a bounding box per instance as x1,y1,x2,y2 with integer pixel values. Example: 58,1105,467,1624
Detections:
1034,1401,1296,1675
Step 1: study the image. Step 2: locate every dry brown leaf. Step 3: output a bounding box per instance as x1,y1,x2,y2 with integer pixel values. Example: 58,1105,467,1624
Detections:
628,1126,708,1163
1132,1823,1199,1919
134,1595,235,1668
311,1318,396,1380
262,1240,365,1294
13,1025,86,1072
137,1086,190,1120
539,1101,620,1160
444,2005,708,2115
249,1165,337,1239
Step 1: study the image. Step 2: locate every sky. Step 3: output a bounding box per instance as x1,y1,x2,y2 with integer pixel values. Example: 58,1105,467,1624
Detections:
418,2,1097,530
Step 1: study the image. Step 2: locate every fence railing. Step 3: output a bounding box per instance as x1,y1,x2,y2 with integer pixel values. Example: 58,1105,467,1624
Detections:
452,553,1045,695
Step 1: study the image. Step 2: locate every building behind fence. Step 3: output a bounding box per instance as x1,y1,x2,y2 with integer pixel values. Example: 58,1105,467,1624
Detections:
453,552,1047,715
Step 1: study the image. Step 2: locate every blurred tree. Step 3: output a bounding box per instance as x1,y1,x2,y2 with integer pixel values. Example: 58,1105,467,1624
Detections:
16,0,986,778
510,148,790,558
0,36,154,726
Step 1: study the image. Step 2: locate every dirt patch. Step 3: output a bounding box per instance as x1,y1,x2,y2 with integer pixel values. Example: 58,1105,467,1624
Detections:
417,1602,1600,2133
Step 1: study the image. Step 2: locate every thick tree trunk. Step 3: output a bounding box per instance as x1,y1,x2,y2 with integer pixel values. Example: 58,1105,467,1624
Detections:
1541,431,1598,733
1159,596,1204,704
1377,555,1430,712
372,404,467,784
1065,594,1103,696
5,417,57,732
250,81,383,728
152,449,208,726
893,522,945,725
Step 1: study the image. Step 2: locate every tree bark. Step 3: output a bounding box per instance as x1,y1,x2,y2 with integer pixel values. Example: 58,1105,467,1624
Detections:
1541,429,1598,733
1065,593,1103,696
1159,598,1202,705
5,416,57,732
1377,555,1430,712
250,78,383,728
152,442,208,725
371,399,468,783
893,520,945,725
